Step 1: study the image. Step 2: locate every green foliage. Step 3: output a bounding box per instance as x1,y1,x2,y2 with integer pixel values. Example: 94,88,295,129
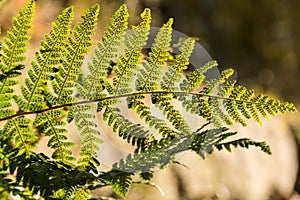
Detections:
136,18,173,92
9,152,95,198
0,0,35,158
100,170,133,198
0,1,296,199
75,4,128,171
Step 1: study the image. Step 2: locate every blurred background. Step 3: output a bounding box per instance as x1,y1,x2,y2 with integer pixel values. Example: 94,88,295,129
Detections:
1,0,300,199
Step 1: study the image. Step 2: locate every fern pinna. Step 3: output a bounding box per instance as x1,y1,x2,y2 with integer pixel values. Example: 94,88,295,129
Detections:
0,0,35,158
0,1,296,199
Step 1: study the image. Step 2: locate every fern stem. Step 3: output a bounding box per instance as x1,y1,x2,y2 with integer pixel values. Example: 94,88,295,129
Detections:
0,91,295,122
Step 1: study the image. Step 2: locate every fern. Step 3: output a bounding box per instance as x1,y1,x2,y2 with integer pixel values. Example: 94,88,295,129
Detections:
176,61,295,128
13,5,73,112
0,2,297,199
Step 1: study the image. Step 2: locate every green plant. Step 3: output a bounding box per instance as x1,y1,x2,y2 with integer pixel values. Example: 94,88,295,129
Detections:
0,1,296,199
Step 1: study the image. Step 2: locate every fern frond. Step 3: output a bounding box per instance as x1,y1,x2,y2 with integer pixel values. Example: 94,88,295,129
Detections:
45,4,99,164
58,5,100,164
105,10,176,153
123,19,180,152
11,6,78,164
98,8,154,149
35,5,98,165
0,3,296,199
213,76,296,126
75,4,129,167
96,8,158,152
74,104,102,172
14,6,73,112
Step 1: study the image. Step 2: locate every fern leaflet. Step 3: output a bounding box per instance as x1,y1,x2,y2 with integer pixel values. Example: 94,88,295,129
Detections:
136,18,173,92
113,8,151,95
215,138,271,154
